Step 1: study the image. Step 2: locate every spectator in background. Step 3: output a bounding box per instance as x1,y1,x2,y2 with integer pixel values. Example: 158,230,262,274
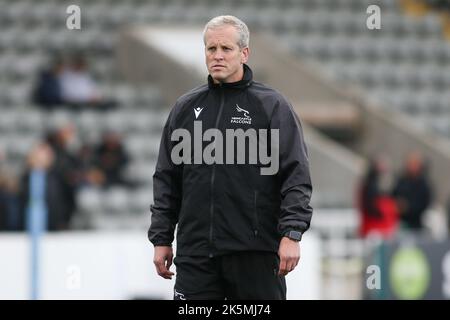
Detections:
32,53,116,110
0,149,6,230
0,173,21,231
77,144,105,188
0,183,6,230
358,155,399,238
60,54,101,106
0,149,20,231
392,152,432,231
19,143,71,231
44,125,81,227
95,131,129,187
446,196,450,235
60,54,115,111
32,56,64,109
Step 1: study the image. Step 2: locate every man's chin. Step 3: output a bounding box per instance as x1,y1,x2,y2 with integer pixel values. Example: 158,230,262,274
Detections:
210,72,227,83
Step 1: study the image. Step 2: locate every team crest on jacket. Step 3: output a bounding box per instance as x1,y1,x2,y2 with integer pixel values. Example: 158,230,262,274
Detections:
231,104,252,125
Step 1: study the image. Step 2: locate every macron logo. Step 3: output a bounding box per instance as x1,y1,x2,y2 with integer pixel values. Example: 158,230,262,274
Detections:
194,107,204,119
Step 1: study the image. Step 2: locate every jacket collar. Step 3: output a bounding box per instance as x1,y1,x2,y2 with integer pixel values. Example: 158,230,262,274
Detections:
207,64,253,89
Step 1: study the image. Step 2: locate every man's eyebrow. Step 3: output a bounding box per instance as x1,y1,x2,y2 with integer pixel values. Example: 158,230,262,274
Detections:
206,42,234,47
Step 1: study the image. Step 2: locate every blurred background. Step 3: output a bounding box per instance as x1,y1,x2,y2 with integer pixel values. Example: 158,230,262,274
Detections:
1,0,450,299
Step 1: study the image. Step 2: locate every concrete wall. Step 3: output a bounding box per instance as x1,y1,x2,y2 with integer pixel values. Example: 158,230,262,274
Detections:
304,125,365,208
117,27,203,104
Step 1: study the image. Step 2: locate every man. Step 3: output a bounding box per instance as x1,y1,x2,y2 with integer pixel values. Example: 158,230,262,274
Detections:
32,56,64,109
59,54,102,106
148,15,313,300
19,142,68,231
392,152,432,231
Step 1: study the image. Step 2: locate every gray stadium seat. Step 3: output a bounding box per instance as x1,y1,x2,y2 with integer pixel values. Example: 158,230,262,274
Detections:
129,188,153,215
78,187,103,214
103,187,131,214
124,160,156,185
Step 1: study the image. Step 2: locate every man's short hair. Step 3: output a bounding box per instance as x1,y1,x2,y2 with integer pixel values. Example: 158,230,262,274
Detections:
203,15,250,49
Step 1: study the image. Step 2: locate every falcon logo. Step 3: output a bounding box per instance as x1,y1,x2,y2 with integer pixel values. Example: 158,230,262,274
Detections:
194,107,204,119
174,289,186,300
231,104,252,124
236,104,250,119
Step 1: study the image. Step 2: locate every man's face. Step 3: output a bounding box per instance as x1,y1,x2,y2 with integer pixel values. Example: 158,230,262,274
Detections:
204,25,249,83
406,153,423,176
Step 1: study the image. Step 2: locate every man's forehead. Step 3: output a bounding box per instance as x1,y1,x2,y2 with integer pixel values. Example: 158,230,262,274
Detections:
204,26,239,45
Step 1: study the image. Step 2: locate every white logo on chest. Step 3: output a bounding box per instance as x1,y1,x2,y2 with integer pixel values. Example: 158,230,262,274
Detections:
231,104,252,124
194,107,204,119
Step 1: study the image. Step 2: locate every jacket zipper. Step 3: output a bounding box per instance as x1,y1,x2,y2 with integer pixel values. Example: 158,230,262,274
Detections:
209,85,225,257
253,190,259,236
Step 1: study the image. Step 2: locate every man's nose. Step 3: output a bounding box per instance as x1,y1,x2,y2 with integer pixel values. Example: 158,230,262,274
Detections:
213,50,224,60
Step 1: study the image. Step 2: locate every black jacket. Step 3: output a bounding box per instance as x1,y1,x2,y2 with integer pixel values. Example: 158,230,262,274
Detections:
148,64,313,257
393,173,432,229
19,168,73,231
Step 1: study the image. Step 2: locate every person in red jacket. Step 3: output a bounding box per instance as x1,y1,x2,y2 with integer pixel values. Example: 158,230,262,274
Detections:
357,156,399,239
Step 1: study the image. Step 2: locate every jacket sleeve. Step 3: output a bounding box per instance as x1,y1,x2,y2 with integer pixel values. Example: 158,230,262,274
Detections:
148,106,183,246
271,98,313,238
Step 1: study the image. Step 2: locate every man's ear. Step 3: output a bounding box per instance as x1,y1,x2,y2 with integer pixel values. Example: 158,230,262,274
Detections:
241,47,249,64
